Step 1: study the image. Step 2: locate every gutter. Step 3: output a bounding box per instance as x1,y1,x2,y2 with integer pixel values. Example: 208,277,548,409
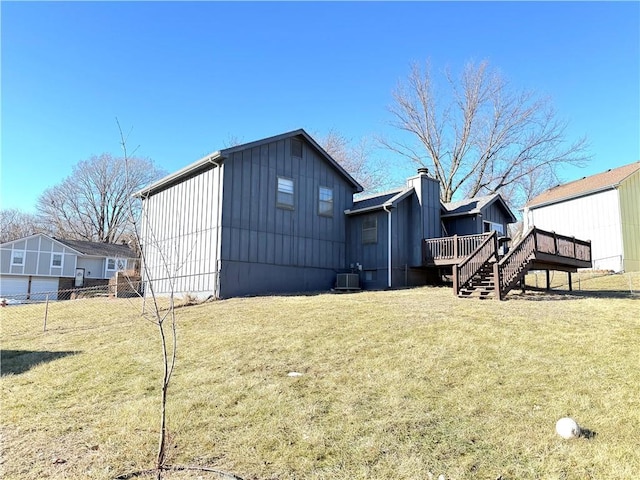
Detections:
133,152,223,198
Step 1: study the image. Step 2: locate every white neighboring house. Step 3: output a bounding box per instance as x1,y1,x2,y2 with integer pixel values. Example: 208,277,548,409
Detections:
523,162,640,272
0,234,138,300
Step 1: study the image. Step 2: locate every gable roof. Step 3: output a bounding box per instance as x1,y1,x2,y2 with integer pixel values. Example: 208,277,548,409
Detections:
54,238,137,258
135,129,364,197
526,162,640,208
1,233,137,258
442,194,517,223
345,187,414,215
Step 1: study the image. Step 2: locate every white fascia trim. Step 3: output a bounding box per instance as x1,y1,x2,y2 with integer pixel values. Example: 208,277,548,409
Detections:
134,152,223,198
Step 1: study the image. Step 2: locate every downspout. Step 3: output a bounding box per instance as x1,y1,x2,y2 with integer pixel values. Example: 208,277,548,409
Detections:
383,204,392,288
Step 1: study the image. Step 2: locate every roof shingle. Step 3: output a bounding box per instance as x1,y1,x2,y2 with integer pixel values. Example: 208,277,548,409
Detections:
54,238,137,258
526,162,640,208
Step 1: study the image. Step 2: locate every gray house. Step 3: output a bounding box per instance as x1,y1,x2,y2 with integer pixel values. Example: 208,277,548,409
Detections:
135,129,363,298
0,234,138,300
136,129,538,299
138,129,596,299
345,171,517,290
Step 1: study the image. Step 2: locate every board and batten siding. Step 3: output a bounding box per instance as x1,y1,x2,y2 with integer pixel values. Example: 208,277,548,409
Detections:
524,189,624,271
618,171,640,272
140,165,223,297
218,137,355,297
346,210,390,290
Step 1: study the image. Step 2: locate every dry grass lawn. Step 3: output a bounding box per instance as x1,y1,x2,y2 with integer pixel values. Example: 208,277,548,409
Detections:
1,273,639,479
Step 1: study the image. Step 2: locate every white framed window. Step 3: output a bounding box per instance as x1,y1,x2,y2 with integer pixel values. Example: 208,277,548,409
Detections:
277,177,294,209
484,221,505,236
319,186,333,217
11,250,25,266
362,216,377,244
51,253,63,268
107,258,127,271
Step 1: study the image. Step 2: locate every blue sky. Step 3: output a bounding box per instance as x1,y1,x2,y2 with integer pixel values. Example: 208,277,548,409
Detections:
2,1,639,213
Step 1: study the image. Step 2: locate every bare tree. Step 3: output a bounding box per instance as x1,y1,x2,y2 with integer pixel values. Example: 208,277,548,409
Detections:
0,209,42,243
382,60,590,206
319,129,389,192
36,154,164,243
115,121,242,480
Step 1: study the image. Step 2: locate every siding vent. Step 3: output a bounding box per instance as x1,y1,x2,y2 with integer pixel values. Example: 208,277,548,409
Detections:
291,138,303,158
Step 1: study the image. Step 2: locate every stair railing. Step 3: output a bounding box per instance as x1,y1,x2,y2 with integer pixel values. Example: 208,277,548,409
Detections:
497,227,537,297
453,231,498,296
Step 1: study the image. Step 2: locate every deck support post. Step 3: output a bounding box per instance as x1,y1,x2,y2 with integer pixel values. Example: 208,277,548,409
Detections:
493,261,502,300
545,270,551,291
568,272,573,291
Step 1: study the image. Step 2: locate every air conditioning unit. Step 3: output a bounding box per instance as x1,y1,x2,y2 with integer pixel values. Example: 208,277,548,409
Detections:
335,273,360,290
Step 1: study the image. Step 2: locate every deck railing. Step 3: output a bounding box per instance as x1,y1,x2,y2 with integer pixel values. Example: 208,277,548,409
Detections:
534,229,591,262
453,231,497,296
497,227,592,298
424,233,491,263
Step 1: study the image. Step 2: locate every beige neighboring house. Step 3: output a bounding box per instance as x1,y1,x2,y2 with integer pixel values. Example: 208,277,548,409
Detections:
0,234,138,300
523,162,640,272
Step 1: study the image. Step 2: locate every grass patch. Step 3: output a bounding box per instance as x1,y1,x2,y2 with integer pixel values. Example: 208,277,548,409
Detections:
1,277,639,479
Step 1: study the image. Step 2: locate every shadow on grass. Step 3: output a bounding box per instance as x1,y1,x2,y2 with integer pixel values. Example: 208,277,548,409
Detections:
508,289,639,301
0,349,81,376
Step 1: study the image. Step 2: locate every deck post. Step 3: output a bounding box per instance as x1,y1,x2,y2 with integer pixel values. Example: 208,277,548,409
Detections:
568,272,573,291
453,234,458,260
453,266,459,296
545,270,551,291
493,261,502,300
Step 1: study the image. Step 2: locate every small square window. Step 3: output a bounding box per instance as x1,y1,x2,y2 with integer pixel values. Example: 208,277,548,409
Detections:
484,221,505,236
12,251,24,266
319,186,333,217
277,177,294,209
107,258,117,270
291,138,303,158
51,253,63,268
362,216,377,244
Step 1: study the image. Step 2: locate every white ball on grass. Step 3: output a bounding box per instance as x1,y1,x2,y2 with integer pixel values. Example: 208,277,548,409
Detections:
556,417,581,439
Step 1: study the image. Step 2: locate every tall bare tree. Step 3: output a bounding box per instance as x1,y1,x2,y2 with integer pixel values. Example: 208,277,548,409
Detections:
36,154,164,243
319,129,389,193
0,208,42,243
382,60,590,205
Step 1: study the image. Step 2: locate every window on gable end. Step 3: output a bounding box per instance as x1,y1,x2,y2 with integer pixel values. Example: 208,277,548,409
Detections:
51,253,63,268
12,250,25,266
319,186,333,217
277,177,295,209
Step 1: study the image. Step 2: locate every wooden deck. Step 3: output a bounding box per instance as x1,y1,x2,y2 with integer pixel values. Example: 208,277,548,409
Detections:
423,233,492,266
423,228,592,299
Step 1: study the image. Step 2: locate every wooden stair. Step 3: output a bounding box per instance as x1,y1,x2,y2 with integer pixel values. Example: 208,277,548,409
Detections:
452,227,591,300
457,262,497,298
